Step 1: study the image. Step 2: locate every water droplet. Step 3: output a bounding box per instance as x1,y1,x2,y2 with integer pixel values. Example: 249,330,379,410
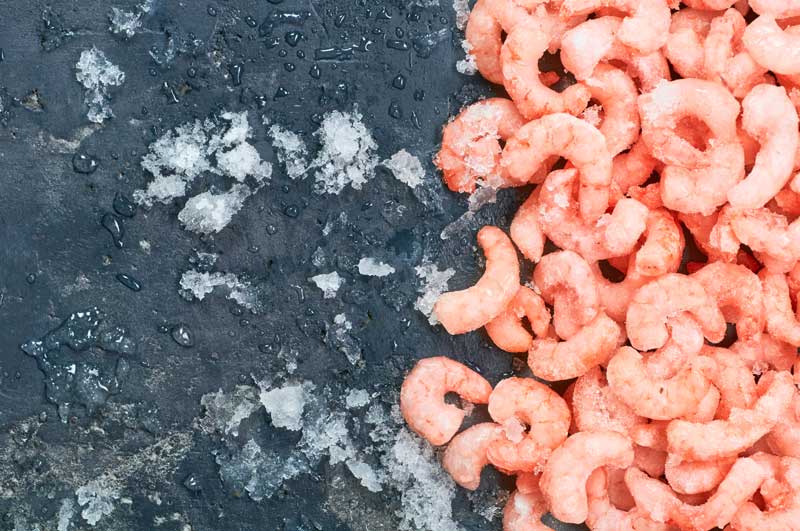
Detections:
391,74,406,89
407,7,422,22
274,87,289,99
72,153,99,174
229,63,243,86
284,62,295,72
296,49,305,59
281,184,291,193
285,31,302,46
309,63,321,78
283,204,300,218
244,15,258,27
26,273,36,284
395,27,405,38
376,7,391,20
162,81,180,103
386,39,409,51
411,110,422,130
101,213,124,249
116,273,142,292
264,36,280,49
372,28,384,35
187,66,197,78
413,89,425,101
278,48,288,58
334,14,346,27
239,318,250,327
38,411,47,423
266,224,278,235
113,192,137,218
170,323,194,348
183,474,202,493
148,67,158,77
0,49,5,62
388,101,403,119
207,5,217,16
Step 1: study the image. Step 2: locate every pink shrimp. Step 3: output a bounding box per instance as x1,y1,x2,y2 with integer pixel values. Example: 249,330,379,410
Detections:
665,454,736,496
730,334,798,374
583,64,640,157
537,168,648,262
632,422,669,453
502,114,613,222
436,98,525,193
486,377,571,473
765,389,800,458
586,468,673,531
434,226,520,335
728,85,800,209
703,9,745,84
731,454,800,530
631,209,685,279
611,138,658,205
760,270,800,346
399,357,493,446
700,346,758,420
572,366,645,434
442,422,503,490
749,0,800,18
744,16,800,75
666,370,795,461
625,274,727,352
643,314,705,380
539,430,634,524
503,475,551,531
485,286,550,353
509,187,545,264
528,312,622,381
593,262,654,324
683,0,739,10
665,9,716,80
533,250,600,339
729,208,800,273
684,385,721,423
501,20,591,120
635,445,669,479
690,262,766,340
606,347,716,420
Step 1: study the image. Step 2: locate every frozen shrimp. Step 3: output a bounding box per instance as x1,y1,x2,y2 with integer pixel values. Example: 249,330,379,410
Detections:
399,357,493,446
704,8,745,84
463,0,529,85
683,0,739,10
730,334,798,373
503,476,550,531
537,168,648,263
667,370,795,461
664,455,736,496
631,209,685,279
643,313,705,380
572,366,645,434
509,187,545,263
442,422,503,490
485,286,550,353
501,113,612,222
760,270,800,346
749,0,800,18
606,347,716,420
665,9,715,80
501,20,591,120
729,208,800,273
691,262,765,340
684,384,720,423
486,377,571,472
583,64,640,157
744,16,800,75
434,226,520,335
765,390,800,458
631,422,669,453
728,85,800,209
593,262,653,324
611,138,658,204
731,454,800,530
436,98,525,193
586,468,672,531
539,430,634,524
700,346,757,420
625,274,727,352
528,312,622,381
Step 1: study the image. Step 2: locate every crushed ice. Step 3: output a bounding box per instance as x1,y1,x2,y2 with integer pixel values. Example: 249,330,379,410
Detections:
357,257,396,277
414,262,456,325
383,149,425,188
309,271,343,299
74,48,125,124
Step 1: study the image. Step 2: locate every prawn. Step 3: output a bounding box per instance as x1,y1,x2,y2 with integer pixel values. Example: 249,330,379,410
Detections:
731,453,800,530
442,422,503,490
665,8,715,80
765,389,800,457
631,208,685,279
730,334,798,374
586,468,673,531
434,226,520,335
729,208,800,273
572,366,645,434
664,454,736,496
485,286,550,353
399,356,493,446
583,64,640,157
509,187,545,264
760,270,800,346
700,346,757,420
610,138,658,205
743,15,800,75
503,474,551,531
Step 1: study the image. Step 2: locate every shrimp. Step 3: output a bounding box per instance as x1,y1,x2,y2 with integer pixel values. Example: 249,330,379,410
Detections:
572,366,645,434
503,476,551,531
586,469,673,531
625,274,727,352
537,168,648,262
528,313,622,381
760,270,800,346
533,250,600,339
442,422,503,490
486,377,571,472
644,313,705,380
700,346,757,420
664,455,736,495
635,445,669,479
509,187,545,264
399,357,493,446
434,226,520,335
593,262,654,324
683,0,739,10
583,64,640,157
485,286,550,353
765,389,800,457
749,0,800,18
606,346,716,420
539,430,634,524
728,208,800,273
690,262,765,340
665,8,715,80
501,20,591,120
730,334,798,374
501,114,613,222
703,9,744,84
728,85,800,209
611,138,658,205
631,209,685,279
743,16,800,75
436,98,525,193
632,422,669,453
731,454,800,530
666,370,795,461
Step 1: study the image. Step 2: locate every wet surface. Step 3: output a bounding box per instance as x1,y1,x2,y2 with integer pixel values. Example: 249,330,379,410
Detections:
0,1,582,530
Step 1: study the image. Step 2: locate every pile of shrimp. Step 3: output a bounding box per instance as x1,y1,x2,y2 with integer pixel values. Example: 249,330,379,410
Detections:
400,1,800,530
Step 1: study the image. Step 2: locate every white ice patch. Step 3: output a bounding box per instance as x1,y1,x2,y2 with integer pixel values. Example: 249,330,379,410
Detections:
179,269,256,309
383,149,425,188
456,40,478,76
453,0,470,30
345,389,370,409
200,386,260,436
57,498,75,531
177,184,250,234
310,271,343,298
76,478,119,526
268,123,308,179
310,109,378,194
414,262,455,325
357,257,396,277
216,142,272,183
108,8,142,38
258,382,308,431
75,48,125,124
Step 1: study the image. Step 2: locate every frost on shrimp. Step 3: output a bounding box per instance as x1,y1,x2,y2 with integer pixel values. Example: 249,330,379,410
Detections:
727,208,800,273
502,473,551,531
572,366,644,435
631,208,685,279
765,389,800,458
510,187,545,264
434,226,520,335
700,346,757,420
484,286,550,353
583,64,640,157
399,357,493,446
442,422,503,490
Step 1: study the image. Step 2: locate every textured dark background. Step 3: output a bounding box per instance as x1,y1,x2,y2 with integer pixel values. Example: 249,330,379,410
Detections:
0,1,581,529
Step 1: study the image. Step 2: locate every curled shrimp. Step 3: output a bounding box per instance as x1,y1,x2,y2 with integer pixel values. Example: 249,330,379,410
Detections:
593,260,654,324
703,8,745,84
728,85,800,209
586,468,672,531
606,346,716,420
503,474,550,531
765,389,800,458
509,186,544,263
501,19,590,120
502,114,612,222
690,262,766,340
442,422,503,490
744,16,800,75
631,208,685,279
665,8,715,79
664,454,736,496
436,98,525,193
760,270,800,346
749,0,800,18
700,346,757,420
666,370,795,461
644,313,705,380
485,286,550,353
731,453,800,530
434,226,520,335
486,377,571,472
610,138,658,205
728,208,800,273
625,274,727,352
583,64,640,157
533,250,600,339
730,333,798,374
537,168,648,262
528,312,622,381
399,356,493,446
572,366,645,434
539,430,634,524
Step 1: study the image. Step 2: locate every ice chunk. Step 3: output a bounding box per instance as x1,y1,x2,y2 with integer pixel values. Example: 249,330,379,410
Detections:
217,439,306,501
453,0,471,30
108,8,141,38
75,48,125,124
57,499,75,531
178,184,250,234
456,40,478,75
346,459,384,493
310,110,378,194
310,271,343,298
258,382,308,431
345,389,370,409
357,257,396,277
179,270,256,309
327,314,361,365
200,386,260,436
311,247,326,267
581,104,603,128
383,149,425,188
268,123,308,179
76,478,119,526
414,263,456,325
216,142,272,183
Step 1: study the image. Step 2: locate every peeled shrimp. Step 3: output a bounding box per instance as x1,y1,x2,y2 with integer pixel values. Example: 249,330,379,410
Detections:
700,346,757,419
399,357,493,446
744,16,800,75
749,0,800,18
760,270,800,346
631,209,685,279
691,262,765,340
539,430,634,524
583,64,640,157
442,422,503,490
665,9,715,80
644,313,705,380
436,98,525,193
486,377,571,472
586,468,672,531
665,454,736,497
611,138,658,205
731,453,800,530
730,334,798,374
501,114,612,222
572,366,645,434
485,286,550,353
503,475,550,531
434,226,520,335
509,187,545,263
729,208,800,273
765,390,800,458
